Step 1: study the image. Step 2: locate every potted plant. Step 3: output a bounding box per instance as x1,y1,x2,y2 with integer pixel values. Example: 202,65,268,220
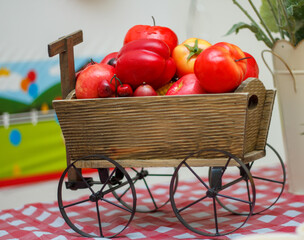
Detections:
227,0,304,194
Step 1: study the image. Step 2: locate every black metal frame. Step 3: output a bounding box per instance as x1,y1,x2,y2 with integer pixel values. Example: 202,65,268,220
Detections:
111,167,178,213
57,145,285,238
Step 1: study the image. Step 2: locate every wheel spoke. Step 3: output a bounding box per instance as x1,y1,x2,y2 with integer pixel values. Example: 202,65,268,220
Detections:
178,195,208,213
100,167,118,192
219,156,232,179
217,193,253,205
72,165,95,194
101,197,133,213
95,201,103,237
183,161,209,190
131,168,140,174
61,198,91,209
143,177,158,209
115,178,139,201
213,197,219,235
252,176,284,184
103,178,135,196
221,176,244,191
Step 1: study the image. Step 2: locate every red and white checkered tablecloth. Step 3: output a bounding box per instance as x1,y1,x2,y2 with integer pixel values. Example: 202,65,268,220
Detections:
0,165,304,240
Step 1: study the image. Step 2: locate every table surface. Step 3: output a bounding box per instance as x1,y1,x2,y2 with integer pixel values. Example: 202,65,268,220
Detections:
0,163,303,240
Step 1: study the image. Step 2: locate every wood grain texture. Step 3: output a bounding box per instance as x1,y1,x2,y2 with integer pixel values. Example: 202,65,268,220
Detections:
73,150,265,168
48,30,83,57
256,90,276,150
53,78,275,169
54,94,248,164
235,78,267,153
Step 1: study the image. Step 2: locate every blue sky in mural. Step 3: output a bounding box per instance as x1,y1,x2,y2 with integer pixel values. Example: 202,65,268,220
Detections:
0,56,103,104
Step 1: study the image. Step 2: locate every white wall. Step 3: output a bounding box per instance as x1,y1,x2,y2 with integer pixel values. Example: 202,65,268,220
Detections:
0,0,284,159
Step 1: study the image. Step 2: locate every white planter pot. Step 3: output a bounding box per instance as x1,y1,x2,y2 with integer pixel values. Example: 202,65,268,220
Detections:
272,39,304,195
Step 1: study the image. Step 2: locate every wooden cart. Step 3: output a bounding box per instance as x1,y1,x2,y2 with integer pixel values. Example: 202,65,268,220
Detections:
48,30,286,238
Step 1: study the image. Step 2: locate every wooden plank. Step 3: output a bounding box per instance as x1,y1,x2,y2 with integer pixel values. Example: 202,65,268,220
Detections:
74,158,240,168
235,78,267,154
53,93,249,163
73,150,265,168
48,30,83,57
59,37,76,98
256,90,276,150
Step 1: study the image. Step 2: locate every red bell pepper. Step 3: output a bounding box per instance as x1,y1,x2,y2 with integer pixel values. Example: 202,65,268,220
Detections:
115,39,176,91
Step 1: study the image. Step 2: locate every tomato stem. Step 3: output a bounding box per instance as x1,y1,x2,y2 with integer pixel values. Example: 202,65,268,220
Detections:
184,39,203,61
234,56,252,62
151,16,156,26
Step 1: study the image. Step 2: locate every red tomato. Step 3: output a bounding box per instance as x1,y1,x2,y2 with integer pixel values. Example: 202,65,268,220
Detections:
166,73,206,96
75,63,115,99
123,24,178,55
243,52,259,81
194,42,247,93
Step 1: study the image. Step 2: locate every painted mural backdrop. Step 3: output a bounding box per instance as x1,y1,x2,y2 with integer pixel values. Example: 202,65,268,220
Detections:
0,57,102,184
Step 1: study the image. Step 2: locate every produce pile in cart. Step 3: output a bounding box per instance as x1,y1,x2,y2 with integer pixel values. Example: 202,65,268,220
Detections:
48,22,285,238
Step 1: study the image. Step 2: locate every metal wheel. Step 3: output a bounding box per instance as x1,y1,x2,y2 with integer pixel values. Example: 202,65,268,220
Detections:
111,167,178,212
212,143,286,215
57,155,136,238
170,149,256,237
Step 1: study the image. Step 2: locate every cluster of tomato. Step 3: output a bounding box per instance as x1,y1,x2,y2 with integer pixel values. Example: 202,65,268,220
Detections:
75,22,259,99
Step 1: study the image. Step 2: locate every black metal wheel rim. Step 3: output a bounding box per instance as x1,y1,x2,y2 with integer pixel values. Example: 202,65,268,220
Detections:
170,149,256,237
57,155,136,238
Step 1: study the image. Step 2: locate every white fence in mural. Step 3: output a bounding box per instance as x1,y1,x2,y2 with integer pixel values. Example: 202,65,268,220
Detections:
0,109,57,128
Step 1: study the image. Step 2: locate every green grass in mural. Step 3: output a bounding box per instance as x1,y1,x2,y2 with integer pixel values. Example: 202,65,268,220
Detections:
0,120,66,179
0,98,29,114
30,82,62,109
0,82,62,114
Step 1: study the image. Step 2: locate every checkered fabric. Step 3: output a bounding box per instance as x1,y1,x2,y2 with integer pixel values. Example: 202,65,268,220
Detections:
0,165,303,240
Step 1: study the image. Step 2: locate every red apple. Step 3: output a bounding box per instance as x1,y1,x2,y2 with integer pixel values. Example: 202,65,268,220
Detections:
243,52,259,81
166,73,206,96
75,63,115,99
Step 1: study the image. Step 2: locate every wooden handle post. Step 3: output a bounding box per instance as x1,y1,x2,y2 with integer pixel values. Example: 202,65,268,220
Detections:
48,30,83,99
48,30,83,182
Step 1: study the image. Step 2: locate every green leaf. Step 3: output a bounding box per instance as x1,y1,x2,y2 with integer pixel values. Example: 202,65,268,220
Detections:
226,22,273,48
295,25,304,45
226,22,255,35
260,0,279,32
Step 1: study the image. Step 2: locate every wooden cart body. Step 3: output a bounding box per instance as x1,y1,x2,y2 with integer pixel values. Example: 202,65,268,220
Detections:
53,78,275,169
